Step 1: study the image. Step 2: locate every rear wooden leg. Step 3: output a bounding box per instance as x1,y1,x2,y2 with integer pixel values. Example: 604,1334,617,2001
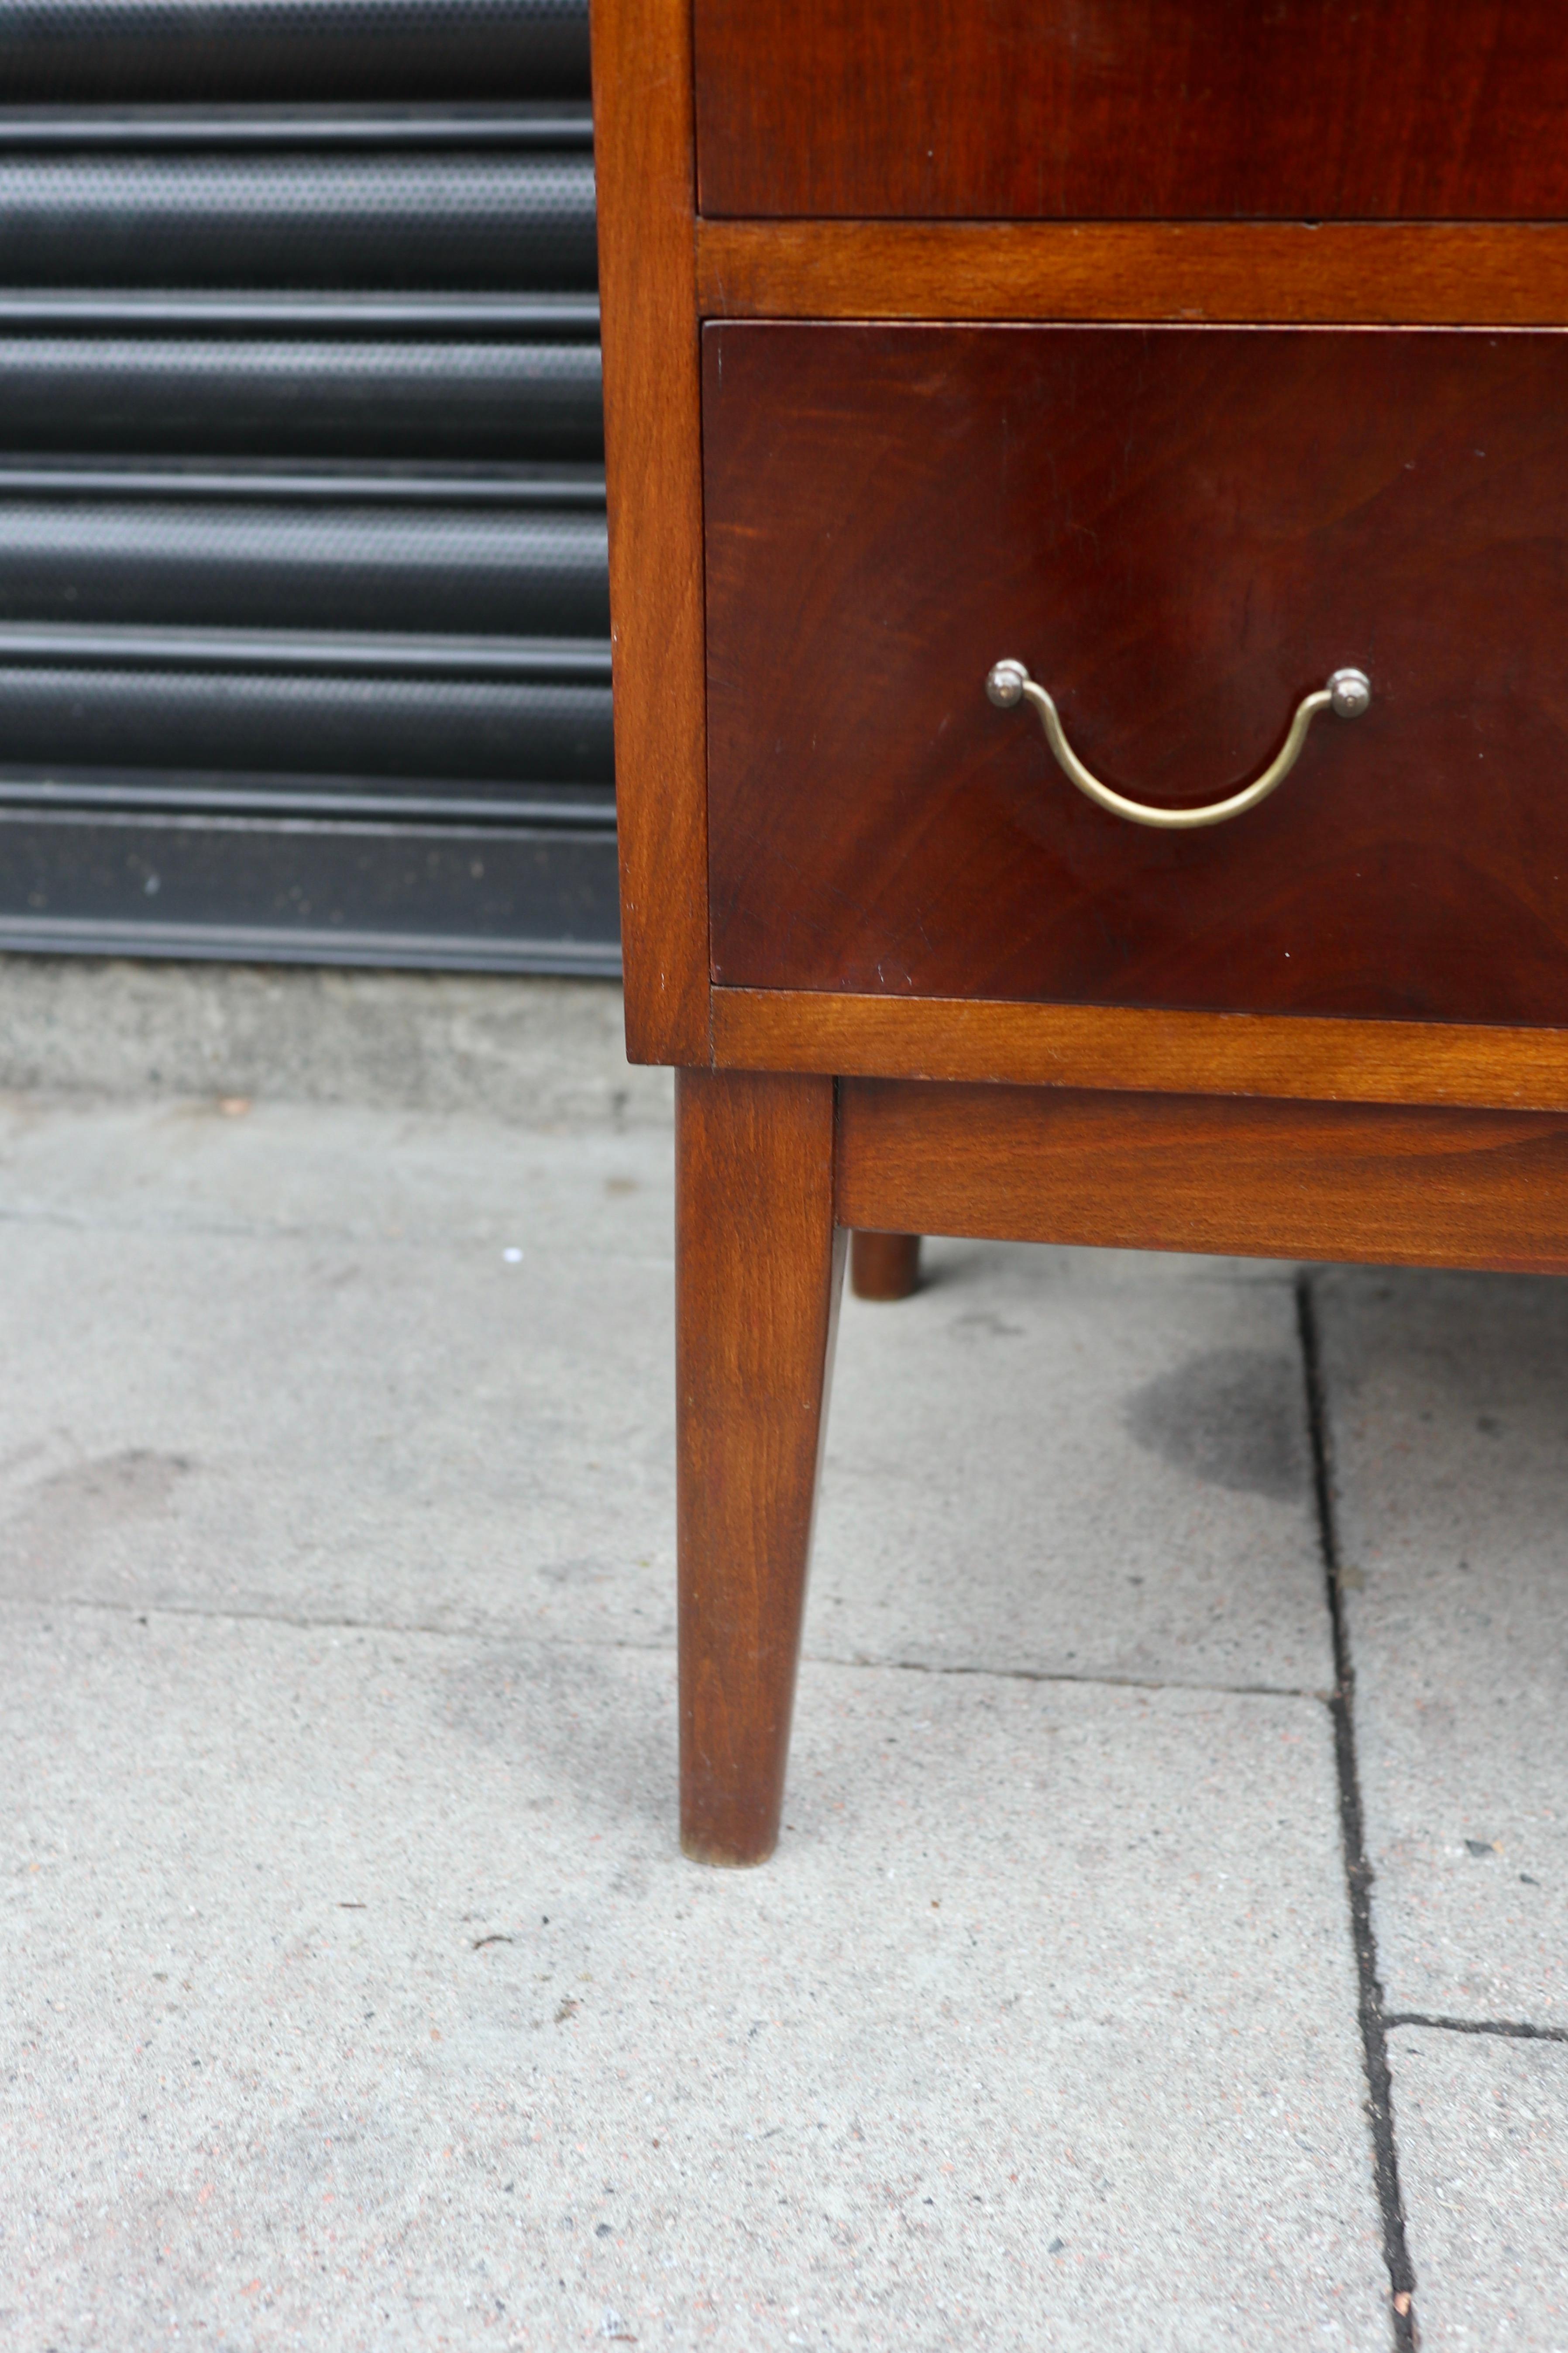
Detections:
676,1067,845,1865
850,1230,922,1300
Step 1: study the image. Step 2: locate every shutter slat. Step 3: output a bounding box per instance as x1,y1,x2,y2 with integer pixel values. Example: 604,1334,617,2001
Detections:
0,153,597,286
0,2,592,104
0,499,610,634
0,666,612,780
0,336,603,457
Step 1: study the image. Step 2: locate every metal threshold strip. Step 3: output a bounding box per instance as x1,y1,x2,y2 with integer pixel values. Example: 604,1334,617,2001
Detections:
0,911,622,975
0,624,612,680
0,106,595,150
0,774,616,827
0,803,608,837
0,294,601,333
0,464,606,506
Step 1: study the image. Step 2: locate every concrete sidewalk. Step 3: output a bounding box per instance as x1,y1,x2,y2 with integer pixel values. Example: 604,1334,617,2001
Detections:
2,965,1565,2351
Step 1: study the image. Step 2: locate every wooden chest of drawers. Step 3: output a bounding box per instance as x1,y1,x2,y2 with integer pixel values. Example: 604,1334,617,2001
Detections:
592,0,1568,1867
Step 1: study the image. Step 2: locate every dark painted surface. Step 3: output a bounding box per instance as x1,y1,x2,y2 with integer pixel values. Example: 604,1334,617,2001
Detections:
0,806,619,972
0,0,616,972
0,1,591,103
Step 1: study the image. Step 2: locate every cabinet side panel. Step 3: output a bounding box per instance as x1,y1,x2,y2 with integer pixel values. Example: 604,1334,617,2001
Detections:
592,0,709,1064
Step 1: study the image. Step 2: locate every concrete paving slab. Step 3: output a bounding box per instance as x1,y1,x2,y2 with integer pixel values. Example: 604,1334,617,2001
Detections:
824,1239,1332,1694
0,1151,679,1646
3,1602,1387,2352
0,1091,676,1257
1314,1268,1568,2024
0,959,673,1128
0,1098,1331,1695
1389,2026,1568,2351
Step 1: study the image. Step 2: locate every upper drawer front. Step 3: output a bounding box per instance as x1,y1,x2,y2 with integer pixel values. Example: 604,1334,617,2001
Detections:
705,323,1568,1029
695,2,1568,220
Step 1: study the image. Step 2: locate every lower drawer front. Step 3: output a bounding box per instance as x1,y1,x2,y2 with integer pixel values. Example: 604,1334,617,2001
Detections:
703,324,1568,1029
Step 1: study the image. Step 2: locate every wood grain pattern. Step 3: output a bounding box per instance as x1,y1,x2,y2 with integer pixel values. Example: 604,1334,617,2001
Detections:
705,323,1568,1029
849,1230,921,1301
838,1080,1568,1275
697,221,1568,329
712,992,1568,1116
676,1068,844,1866
602,1,1568,1873
590,0,708,1065
694,0,1568,221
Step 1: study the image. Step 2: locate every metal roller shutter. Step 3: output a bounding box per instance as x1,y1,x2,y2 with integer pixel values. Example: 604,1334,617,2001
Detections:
0,0,616,972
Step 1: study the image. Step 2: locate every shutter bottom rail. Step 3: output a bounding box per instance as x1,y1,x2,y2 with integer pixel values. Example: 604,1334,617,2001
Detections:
0,804,622,975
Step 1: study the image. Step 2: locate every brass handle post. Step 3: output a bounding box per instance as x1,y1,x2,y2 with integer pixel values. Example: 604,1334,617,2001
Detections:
985,661,1372,830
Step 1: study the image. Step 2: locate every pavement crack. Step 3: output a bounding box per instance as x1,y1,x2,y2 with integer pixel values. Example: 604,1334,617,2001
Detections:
30,1595,681,1647
840,1655,1327,1702
1298,1271,1417,2351
32,1595,1326,1702
1386,2012,1568,2044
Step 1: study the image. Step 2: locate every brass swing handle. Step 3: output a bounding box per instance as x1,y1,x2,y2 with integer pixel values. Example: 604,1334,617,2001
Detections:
984,660,1372,832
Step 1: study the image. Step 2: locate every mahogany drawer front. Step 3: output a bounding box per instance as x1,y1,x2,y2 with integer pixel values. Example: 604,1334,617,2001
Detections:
704,323,1568,1029
694,2,1568,222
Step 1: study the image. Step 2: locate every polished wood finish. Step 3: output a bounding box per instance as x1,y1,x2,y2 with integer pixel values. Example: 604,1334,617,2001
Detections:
849,1230,921,1301
695,1,1568,221
598,6,1568,1863
839,1080,1568,1276
698,221,1568,330
706,323,1568,1028
712,991,1568,1117
589,0,708,1065
676,1068,845,1866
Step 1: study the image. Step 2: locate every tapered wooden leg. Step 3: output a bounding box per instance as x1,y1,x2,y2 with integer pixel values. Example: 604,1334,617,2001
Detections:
849,1230,922,1300
676,1066,845,1865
